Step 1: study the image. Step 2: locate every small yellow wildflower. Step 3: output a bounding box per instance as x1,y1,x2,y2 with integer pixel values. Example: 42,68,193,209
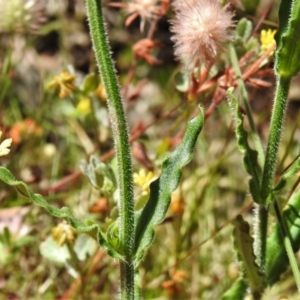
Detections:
260,29,276,52
52,222,77,247
47,70,77,98
0,131,12,156
133,169,156,196
76,97,91,114
95,84,107,102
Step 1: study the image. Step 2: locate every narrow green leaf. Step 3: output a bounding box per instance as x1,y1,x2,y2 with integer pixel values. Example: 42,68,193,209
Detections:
232,215,265,297
134,109,204,265
281,156,300,180
266,190,300,285
236,18,253,42
222,278,248,300
273,155,300,192
273,199,300,291
275,0,292,45
0,167,124,261
275,0,300,78
227,88,262,204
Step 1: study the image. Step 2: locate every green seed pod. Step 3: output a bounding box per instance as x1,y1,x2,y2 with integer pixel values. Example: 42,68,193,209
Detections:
275,0,300,78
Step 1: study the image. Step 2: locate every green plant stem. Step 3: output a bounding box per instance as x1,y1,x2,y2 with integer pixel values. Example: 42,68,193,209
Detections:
255,75,290,281
260,75,291,203
120,262,135,299
229,43,264,167
86,0,135,298
255,204,269,274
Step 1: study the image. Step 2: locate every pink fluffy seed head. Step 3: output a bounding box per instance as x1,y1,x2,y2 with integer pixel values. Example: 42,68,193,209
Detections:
171,0,234,72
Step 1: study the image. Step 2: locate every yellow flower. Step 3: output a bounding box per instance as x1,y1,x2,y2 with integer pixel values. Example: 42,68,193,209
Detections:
95,84,107,102
133,169,156,196
260,29,276,52
47,71,77,98
76,97,91,114
0,131,12,156
52,222,77,247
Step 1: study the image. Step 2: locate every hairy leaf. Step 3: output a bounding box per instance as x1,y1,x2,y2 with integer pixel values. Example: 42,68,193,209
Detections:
134,109,204,265
0,167,124,260
222,278,248,300
232,215,265,297
275,0,300,78
227,88,262,204
267,190,300,284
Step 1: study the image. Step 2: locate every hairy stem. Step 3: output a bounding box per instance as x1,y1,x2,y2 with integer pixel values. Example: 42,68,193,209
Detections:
253,203,269,275
256,75,290,282
120,262,135,299
260,75,291,203
86,0,135,298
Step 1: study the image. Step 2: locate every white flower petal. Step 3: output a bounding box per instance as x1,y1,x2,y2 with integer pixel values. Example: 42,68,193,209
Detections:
1,138,12,148
0,148,11,156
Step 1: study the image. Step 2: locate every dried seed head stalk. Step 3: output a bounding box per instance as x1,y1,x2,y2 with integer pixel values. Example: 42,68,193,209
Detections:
171,0,234,72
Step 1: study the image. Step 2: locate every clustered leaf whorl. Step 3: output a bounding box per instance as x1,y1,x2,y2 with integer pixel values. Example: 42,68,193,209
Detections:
171,0,234,72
